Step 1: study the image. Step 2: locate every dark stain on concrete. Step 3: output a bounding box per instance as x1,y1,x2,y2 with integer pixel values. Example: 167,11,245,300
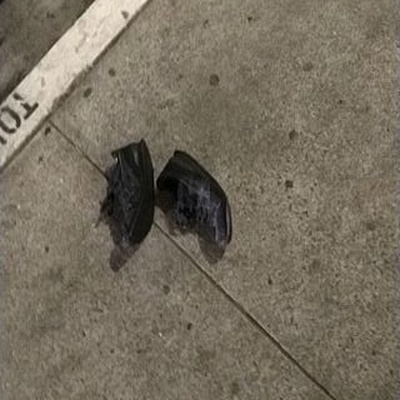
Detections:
365,221,377,231
209,74,220,86
303,61,314,72
163,284,171,295
310,259,321,273
289,129,298,140
108,67,116,77
231,381,240,395
285,179,293,189
83,87,93,98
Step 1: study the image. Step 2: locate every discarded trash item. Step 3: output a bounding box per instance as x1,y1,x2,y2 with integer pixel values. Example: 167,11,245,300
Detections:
101,140,154,247
157,150,232,251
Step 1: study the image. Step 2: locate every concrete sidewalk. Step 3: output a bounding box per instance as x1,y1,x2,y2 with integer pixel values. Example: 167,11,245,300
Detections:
1,0,398,399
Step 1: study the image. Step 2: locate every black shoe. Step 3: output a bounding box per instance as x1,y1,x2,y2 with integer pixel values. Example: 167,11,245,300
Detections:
157,150,232,251
101,139,154,246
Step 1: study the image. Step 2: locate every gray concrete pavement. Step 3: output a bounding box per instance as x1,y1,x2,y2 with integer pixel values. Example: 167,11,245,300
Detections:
51,0,398,399
0,125,331,399
1,0,398,398
0,0,95,102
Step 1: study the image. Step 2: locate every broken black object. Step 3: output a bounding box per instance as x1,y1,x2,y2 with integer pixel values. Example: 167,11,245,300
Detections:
101,140,154,246
157,151,232,251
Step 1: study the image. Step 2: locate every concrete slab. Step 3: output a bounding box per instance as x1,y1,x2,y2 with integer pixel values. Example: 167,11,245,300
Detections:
51,0,398,399
0,125,332,399
0,0,95,103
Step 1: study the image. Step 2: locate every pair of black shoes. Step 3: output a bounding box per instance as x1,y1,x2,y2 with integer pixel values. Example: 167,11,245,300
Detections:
101,140,232,265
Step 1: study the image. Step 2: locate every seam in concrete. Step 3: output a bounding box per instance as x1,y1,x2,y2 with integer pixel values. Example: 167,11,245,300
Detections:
49,120,105,178
0,0,152,172
157,225,339,400
50,119,339,400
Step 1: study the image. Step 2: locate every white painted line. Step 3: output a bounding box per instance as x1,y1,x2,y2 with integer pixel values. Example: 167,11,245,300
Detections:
0,0,150,170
